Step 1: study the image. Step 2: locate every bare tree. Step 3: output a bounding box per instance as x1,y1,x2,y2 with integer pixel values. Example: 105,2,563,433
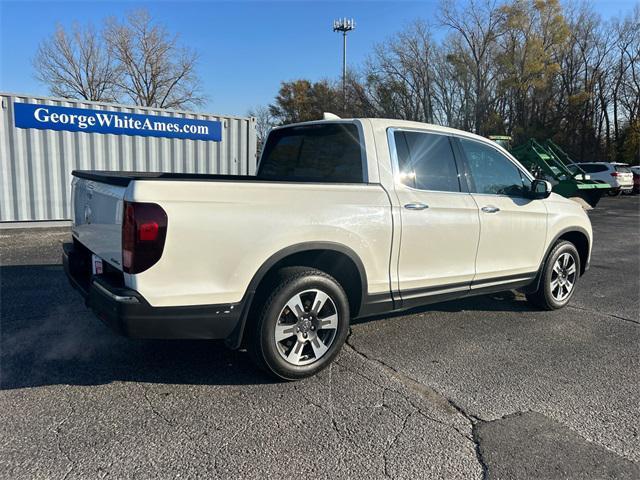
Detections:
247,105,277,152
439,0,505,134
347,0,638,163
432,39,475,129
614,6,640,131
104,10,205,109
33,23,120,101
365,21,438,123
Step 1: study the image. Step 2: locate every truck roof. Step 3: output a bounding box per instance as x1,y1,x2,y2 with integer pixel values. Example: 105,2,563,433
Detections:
276,117,494,143
77,119,513,188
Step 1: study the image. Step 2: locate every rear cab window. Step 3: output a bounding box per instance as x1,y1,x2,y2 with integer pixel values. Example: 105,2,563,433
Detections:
614,165,631,173
257,123,365,183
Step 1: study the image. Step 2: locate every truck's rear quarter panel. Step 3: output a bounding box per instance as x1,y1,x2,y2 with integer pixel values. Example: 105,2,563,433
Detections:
127,180,393,307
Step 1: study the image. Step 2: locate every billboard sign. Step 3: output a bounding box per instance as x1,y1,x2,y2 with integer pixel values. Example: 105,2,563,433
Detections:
14,102,222,141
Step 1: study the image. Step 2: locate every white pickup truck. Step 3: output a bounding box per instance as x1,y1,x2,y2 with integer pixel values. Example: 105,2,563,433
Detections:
63,118,592,380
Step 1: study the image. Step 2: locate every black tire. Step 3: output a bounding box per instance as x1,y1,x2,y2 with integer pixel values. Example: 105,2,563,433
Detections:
248,267,350,381
608,188,622,197
527,240,581,310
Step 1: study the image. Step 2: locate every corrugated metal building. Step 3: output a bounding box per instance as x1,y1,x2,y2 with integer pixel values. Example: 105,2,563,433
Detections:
0,92,257,223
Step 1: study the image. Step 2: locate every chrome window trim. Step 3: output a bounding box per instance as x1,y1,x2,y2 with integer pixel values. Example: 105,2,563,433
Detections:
386,127,469,195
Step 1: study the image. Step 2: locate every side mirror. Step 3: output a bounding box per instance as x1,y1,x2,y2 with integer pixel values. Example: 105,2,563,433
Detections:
530,179,552,199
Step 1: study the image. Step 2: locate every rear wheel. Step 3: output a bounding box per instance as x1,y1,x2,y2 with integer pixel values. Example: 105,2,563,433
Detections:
248,267,350,380
527,241,580,310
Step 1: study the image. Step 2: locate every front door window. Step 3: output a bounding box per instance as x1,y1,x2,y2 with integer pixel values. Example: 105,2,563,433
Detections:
459,138,530,196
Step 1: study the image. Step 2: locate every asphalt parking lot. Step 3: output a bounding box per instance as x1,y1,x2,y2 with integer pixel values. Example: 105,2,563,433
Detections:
1,195,638,479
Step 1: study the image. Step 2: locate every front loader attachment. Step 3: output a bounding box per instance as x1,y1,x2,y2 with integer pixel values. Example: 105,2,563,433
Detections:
510,139,610,208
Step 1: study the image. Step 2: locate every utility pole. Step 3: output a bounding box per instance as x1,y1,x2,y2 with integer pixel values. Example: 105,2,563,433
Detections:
333,18,355,112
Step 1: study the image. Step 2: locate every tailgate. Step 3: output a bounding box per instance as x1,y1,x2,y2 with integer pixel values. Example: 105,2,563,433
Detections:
71,176,126,270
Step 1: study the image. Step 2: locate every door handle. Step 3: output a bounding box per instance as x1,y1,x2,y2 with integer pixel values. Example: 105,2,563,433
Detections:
404,203,429,210
481,206,500,213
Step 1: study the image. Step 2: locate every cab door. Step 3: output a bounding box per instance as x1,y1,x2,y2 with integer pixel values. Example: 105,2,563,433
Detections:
455,137,547,286
390,129,480,308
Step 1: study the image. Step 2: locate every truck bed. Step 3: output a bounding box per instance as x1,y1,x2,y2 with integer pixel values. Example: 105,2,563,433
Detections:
72,170,260,187
72,170,374,187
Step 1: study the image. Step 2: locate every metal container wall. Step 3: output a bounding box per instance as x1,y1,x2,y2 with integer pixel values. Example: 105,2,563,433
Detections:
0,92,257,222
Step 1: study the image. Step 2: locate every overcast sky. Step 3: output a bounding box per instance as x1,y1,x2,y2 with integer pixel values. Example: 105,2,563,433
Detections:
1,0,637,116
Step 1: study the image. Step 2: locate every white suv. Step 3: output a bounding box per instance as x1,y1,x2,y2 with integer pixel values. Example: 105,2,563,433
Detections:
576,162,634,195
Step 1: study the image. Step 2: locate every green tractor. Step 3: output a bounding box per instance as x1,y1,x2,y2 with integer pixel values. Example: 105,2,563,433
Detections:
488,135,610,207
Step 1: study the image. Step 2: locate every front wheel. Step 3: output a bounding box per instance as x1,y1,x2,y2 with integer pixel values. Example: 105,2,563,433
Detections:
527,241,581,310
248,267,350,380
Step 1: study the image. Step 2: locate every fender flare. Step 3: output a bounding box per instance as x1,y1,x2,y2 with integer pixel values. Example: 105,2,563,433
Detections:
225,241,369,349
523,226,591,294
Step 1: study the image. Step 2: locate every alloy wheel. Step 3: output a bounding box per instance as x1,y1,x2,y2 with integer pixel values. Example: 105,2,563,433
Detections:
274,289,339,366
550,252,577,302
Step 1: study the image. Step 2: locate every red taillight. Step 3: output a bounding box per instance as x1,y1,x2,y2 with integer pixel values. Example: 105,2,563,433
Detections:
138,222,159,241
122,201,168,274
611,172,619,177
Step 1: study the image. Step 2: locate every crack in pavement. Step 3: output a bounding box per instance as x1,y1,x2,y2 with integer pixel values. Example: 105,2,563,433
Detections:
294,384,326,411
292,365,343,441
51,416,76,480
139,385,225,473
344,331,640,479
344,334,487,478
471,423,489,480
336,351,473,445
568,304,640,326
376,387,408,421
328,363,340,435
383,410,414,479
140,385,173,425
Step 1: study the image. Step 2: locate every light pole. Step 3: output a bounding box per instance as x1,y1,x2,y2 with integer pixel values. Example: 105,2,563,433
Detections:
333,18,355,112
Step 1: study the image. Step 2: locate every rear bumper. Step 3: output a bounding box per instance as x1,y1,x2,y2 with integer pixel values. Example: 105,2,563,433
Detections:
63,242,244,340
612,182,633,190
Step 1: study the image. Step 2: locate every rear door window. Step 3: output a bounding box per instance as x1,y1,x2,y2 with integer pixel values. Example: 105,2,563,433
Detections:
258,123,364,183
393,131,461,192
579,164,608,173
